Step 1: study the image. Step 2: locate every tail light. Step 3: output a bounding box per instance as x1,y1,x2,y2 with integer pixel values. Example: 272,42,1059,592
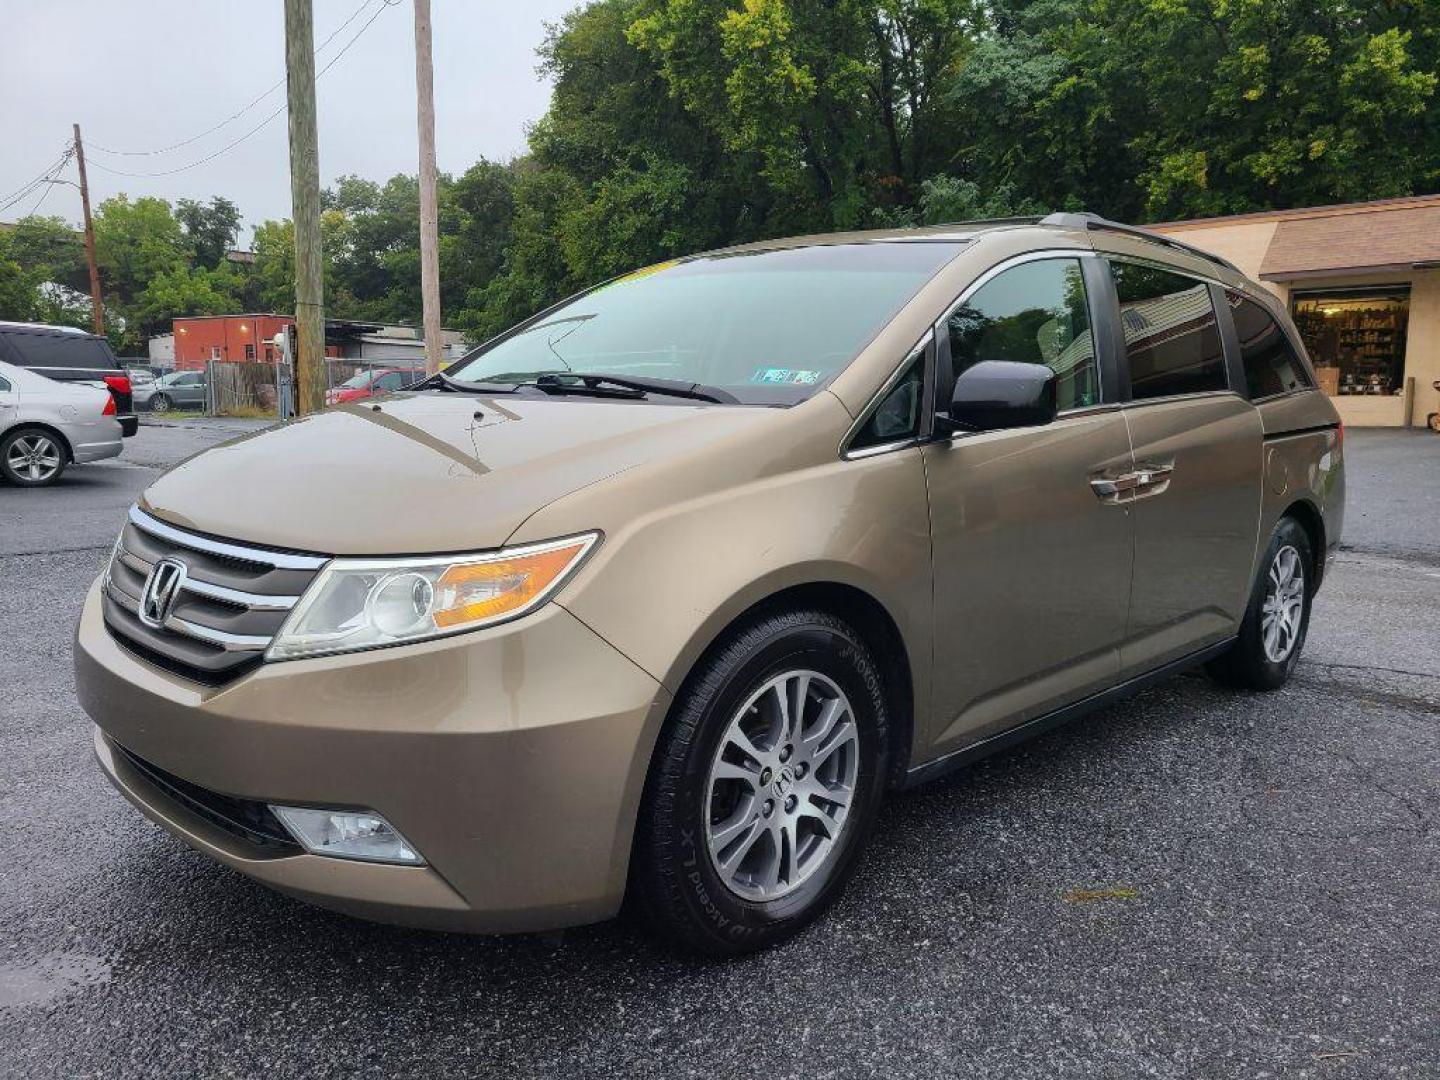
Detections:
103,374,132,397
102,395,116,416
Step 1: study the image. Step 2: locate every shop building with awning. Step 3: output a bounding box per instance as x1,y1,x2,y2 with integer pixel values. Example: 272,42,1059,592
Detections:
1152,194,1440,427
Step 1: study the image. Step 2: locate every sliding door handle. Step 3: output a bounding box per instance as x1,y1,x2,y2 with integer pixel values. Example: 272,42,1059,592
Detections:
1133,461,1173,483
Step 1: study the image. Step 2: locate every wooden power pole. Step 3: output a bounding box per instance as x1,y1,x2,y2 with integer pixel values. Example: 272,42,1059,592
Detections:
413,0,443,374
72,124,105,337
283,0,327,416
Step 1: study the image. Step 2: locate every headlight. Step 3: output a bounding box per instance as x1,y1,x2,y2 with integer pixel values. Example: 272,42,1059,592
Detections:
266,532,598,660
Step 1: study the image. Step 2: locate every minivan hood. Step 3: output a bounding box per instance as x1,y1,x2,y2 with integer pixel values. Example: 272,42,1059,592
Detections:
140,393,776,555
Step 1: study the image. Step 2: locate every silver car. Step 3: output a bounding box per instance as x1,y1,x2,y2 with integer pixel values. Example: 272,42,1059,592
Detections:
0,360,122,486
135,369,206,413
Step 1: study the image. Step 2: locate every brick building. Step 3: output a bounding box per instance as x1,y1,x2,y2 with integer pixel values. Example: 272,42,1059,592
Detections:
172,315,467,371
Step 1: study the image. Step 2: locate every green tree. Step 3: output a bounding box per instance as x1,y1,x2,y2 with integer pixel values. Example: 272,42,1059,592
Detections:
0,215,89,325
176,196,242,269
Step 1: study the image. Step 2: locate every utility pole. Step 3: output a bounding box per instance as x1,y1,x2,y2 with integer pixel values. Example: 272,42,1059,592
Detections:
283,0,327,416
413,0,443,374
72,124,105,336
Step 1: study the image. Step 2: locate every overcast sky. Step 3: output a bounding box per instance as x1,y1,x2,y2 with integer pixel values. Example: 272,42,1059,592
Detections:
0,0,577,241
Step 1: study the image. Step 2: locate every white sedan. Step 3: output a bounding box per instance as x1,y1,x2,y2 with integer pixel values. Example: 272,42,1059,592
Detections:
0,359,122,486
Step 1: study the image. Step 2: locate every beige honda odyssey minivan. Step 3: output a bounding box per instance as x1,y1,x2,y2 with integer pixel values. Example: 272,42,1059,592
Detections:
76,213,1343,954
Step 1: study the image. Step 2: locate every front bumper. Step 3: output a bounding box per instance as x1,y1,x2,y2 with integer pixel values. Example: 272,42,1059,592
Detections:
75,577,670,933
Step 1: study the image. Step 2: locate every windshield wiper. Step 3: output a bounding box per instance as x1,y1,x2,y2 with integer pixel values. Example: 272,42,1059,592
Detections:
533,372,739,404
408,371,527,395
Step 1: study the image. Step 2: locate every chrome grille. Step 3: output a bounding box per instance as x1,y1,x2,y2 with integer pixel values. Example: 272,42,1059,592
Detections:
102,506,327,683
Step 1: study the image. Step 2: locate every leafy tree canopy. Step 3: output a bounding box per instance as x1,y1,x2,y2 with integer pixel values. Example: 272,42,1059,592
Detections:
1,0,1434,351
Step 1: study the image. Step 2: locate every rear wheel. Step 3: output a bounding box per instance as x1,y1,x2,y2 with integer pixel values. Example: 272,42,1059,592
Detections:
1207,516,1314,690
633,610,889,955
150,393,172,413
1,428,67,487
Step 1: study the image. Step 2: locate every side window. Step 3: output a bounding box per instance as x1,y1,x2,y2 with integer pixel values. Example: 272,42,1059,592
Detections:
946,258,1098,410
851,356,924,450
1227,291,1311,398
376,372,405,391
6,332,73,369
1109,261,1226,400
0,375,11,392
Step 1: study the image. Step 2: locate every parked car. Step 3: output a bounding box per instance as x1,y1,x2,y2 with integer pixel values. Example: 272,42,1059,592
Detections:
76,213,1344,954
0,359,122,486
325,366,424,406
0,321,138,436
119,359,169,380
136,369,207,413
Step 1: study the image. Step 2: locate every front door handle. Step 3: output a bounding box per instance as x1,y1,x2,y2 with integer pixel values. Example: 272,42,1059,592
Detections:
1090,474,1140,499
1091,462,1174,503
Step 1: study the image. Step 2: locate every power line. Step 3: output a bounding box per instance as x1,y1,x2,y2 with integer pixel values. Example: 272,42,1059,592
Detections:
0,147,72,209
84,0,397,181
88,0,385,158
0,147,74,216
24,176,59,217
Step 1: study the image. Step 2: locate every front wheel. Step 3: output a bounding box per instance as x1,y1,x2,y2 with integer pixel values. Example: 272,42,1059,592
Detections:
632,610,889,955
1207,516,1314,690
1,428,67,486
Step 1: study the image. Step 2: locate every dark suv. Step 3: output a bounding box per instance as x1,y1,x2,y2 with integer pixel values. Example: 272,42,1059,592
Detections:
0,322,138,437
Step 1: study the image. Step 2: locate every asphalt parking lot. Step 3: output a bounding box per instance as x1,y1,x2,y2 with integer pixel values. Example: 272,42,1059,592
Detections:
2,423,1437,1079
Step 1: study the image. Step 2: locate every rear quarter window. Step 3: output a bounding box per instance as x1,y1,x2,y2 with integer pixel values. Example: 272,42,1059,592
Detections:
3,331,116,371
1226,291,1312,399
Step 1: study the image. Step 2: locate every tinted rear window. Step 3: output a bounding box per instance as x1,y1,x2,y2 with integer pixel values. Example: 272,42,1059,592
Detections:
1226,291,1312,398
3,330,117,371
1109,262,1227,400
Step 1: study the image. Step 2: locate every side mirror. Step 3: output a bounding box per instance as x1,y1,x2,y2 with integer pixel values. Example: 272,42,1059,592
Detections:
942,360,1058,433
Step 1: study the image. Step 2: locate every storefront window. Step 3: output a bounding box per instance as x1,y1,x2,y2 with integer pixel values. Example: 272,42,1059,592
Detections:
1292,288,1410,396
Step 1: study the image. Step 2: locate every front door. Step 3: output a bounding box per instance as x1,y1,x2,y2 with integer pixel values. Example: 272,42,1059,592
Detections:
921,255,1135,760
1103,259,1264,674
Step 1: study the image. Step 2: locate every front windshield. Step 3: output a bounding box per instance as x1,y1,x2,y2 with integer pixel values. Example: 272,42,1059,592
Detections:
447,242,964,405
339,370,375,389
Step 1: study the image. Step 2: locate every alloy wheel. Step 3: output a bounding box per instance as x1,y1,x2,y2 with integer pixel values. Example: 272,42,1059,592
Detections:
1261,544,1305,663
704,669,860,901
6,433,62,483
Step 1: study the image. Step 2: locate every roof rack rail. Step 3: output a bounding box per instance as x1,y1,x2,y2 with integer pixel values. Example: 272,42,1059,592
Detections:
1039,211,1241,275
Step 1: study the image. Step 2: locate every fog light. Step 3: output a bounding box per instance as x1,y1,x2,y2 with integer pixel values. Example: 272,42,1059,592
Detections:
270,806,424,865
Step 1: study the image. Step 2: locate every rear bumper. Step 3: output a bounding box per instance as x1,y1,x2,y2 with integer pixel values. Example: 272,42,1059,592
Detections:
72,437,122,463
120,414,138,437
75,577,672,933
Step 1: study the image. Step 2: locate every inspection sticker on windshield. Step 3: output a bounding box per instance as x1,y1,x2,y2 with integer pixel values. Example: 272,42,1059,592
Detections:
751,367,821,385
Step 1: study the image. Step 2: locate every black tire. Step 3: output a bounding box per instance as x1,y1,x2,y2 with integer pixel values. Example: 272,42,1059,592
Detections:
632,609,889,955
0,427,68,487
150,393,172,413
1206,516,1314,690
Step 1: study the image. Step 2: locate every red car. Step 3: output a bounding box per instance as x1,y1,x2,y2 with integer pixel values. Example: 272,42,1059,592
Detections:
325,367,422,406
